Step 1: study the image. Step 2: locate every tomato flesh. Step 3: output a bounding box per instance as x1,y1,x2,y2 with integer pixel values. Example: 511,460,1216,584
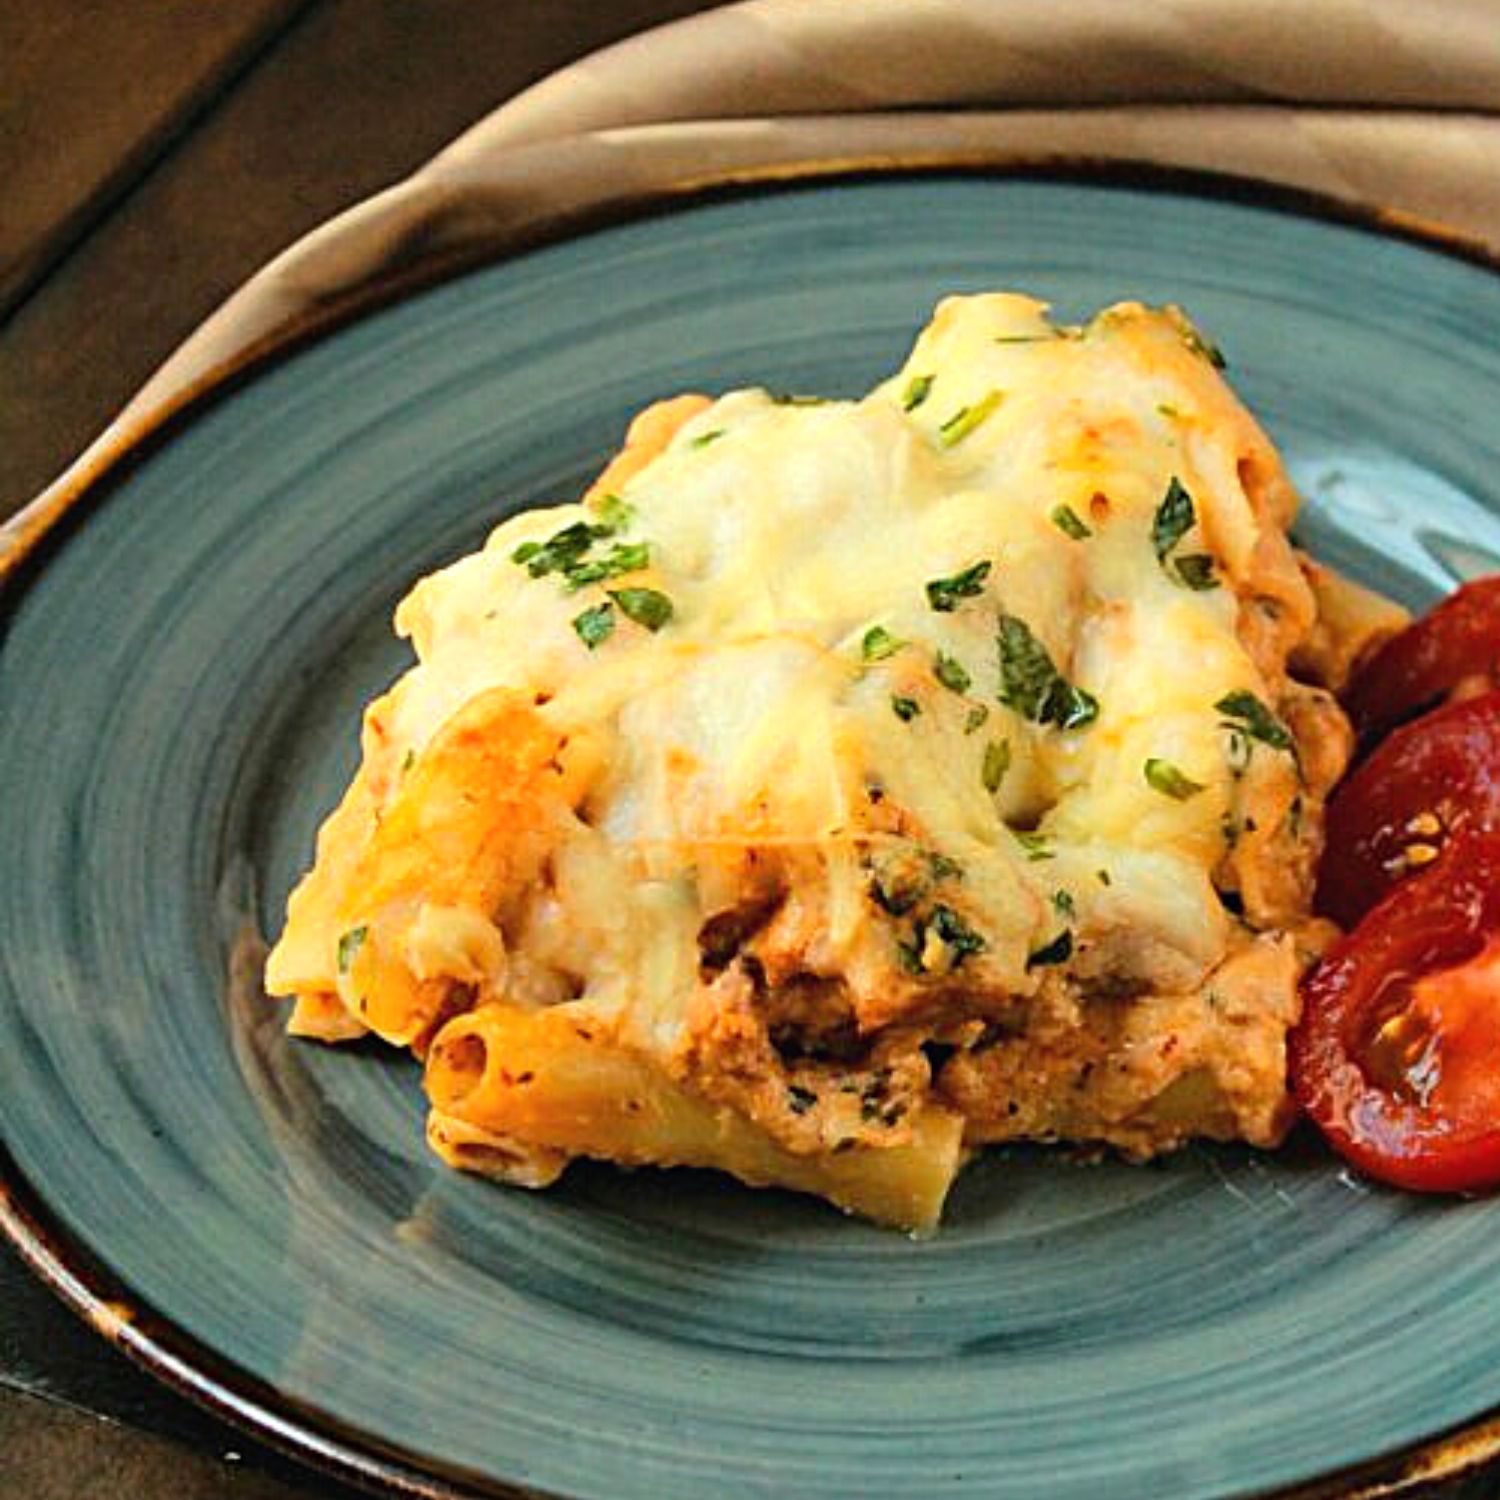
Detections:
1291,830,1500,1192
1317,690,1500,928
1344,576,1500,742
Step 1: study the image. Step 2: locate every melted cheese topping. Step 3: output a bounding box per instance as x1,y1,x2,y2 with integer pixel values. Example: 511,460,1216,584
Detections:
267,293,1354,1207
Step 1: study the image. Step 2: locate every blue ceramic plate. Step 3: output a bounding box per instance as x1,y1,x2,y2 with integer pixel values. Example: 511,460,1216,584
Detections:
5,170,1500,1500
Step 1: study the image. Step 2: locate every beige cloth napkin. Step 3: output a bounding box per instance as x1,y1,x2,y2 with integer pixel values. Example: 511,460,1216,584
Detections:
11,0,1500,562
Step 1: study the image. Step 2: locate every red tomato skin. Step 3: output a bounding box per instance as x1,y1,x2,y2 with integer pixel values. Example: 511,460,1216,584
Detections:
1317,690,1500,930
1291,831,1500,1194
1344,576,1500,742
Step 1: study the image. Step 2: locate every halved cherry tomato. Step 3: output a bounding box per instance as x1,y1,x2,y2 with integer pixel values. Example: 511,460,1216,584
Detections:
1344,576,1500,743
1317,690,1500,929
1291,830,1500,1193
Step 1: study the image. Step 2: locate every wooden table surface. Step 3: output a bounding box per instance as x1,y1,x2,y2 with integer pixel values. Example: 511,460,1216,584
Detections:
3,4,1499,1498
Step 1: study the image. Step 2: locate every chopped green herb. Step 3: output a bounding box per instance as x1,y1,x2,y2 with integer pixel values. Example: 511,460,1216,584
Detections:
938,389,1004,448
1051,503,1092,540
1013,829,1054,861
964,704,990,734
1056,685,1100,730
993,333,1059,344
869,847,962,917
337,925,368,975
933,652,972,694
787,1084,818,1115
1157,402,1181,419
592,492,636,530
927,904,987,965
1027,929,1074,969
1215,691,1294,752
1052,889,1077,920
900,907,987,974
901,373,934,411
768,391,828,406
511,520,612,578
869,864,921,917
1152,477,1196,563
1225,726,1252,775
609,587,674,632
572,602,616,649
563,541,650,591
891,695,921,722
1173,553,1220,591
896,939,925,976
1096,869,1112,887
400,748,416,775
997,613,1099,729
1144,757,1206,800
926,559,992,612
861,625,905,663
982,738,1011,793
690,428,725,449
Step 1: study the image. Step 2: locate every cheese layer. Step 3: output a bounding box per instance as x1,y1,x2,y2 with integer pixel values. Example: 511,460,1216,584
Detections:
266,294,1354,1217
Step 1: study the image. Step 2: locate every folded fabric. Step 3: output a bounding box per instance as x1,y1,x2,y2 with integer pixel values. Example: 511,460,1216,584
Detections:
10,0,1499,560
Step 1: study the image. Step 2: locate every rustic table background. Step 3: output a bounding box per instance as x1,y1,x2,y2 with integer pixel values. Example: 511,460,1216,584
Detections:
2,3,1497,1497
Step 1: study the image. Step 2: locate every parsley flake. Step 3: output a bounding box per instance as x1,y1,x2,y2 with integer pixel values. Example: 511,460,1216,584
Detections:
1144,757,1206,800
1051,504,1092,540
592,493,636,530
926,559,992,612
934,652,972,694
861,625,904,663
891,695,921,722
928,904,987,965
964,704,990,734
572,602,616,649
1152,477,1196,563
511,520,611,579
563,541,650,591
609,587,674,632
1027,929,1074,969
1173,553,1220,591
937,389,1004,447
1215,691,1294,752
997,614,1099,729
337,925,368,974
1013,829,1054,861
901,373,934,411
982,738,1010,793
690,428,725,449
1052,889,1077,920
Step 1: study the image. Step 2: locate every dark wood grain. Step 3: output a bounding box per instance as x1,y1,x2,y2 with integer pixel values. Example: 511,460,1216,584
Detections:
0,0,724,521
0,1386,351,1499
0,0,314,318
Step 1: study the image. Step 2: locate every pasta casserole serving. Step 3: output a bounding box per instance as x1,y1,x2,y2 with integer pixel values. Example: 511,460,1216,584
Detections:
265,292,1399,1230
